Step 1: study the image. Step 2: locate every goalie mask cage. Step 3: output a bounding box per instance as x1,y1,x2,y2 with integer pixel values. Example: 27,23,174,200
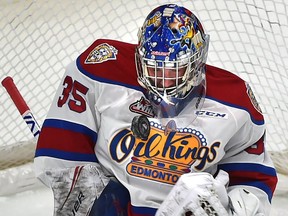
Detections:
0,0,287,199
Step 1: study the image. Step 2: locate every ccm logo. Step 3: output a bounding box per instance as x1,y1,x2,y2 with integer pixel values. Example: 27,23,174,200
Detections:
195,110,228,119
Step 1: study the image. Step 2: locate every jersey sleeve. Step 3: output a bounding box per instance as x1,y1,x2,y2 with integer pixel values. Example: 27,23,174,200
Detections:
34,38,139,187
34,59,100,185
219,134,277,214
217,88,277,214
205,65,278,215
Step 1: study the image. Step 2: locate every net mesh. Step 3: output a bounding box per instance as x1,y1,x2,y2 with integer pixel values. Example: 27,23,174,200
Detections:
0,0,287,194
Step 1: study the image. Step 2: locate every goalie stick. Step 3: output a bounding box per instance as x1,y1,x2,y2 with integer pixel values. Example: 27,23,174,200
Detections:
2,76,41,138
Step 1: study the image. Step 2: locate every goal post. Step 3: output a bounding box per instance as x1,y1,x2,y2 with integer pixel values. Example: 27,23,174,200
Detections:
1,0,287,196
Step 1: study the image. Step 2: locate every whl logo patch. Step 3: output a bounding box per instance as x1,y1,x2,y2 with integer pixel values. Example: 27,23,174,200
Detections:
129,96,154,117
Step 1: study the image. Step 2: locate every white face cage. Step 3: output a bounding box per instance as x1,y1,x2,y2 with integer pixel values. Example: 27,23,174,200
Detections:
136,39,209,99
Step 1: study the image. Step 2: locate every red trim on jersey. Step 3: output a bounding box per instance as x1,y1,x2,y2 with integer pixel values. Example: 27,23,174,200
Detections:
127,202,157,216
37,127,95,154
127,202,132,216
228,170,277,193
206,65,264,123
78,39,139,87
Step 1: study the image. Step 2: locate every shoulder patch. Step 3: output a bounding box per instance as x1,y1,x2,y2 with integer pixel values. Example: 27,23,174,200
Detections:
85,43,118,64
246,82,262,113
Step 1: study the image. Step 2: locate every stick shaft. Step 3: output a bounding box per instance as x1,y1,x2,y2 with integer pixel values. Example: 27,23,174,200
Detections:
2,76,41,138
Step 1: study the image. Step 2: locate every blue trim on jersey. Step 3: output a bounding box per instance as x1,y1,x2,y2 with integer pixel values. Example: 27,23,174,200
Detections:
131,205,157,215
35,148,98,162
238,181,273,202
219,163,276,175
206,96,264,125
43,119,98,144
219,163,277,202
76,57,143,92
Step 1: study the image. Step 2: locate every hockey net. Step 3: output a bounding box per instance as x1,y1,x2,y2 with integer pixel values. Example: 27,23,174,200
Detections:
1,0,287,197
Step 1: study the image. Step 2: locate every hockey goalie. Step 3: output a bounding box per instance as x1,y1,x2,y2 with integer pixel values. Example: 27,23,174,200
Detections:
34,4,277,216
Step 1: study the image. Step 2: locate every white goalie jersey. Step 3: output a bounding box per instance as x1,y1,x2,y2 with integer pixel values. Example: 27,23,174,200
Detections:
34,39,277,216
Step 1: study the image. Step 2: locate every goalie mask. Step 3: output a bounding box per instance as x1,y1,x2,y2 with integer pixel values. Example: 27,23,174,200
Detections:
136,4,209,118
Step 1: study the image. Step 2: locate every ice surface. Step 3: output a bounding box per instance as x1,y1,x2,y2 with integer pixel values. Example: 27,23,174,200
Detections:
0,184,286,216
